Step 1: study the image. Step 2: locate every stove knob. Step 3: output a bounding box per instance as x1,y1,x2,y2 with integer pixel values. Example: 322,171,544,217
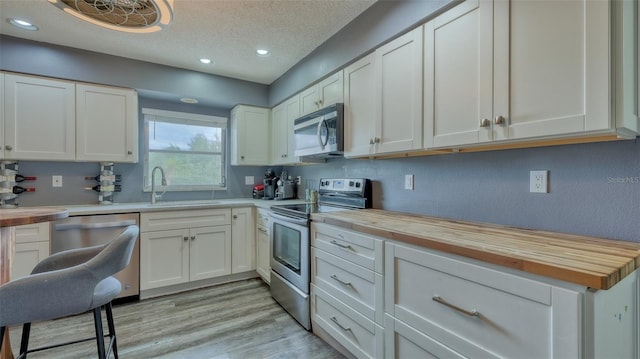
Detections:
355,182,361,188
349,181,354,187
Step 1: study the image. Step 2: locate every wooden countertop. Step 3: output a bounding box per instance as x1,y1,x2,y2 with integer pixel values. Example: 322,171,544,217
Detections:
311,209,640,290
0,207,68,227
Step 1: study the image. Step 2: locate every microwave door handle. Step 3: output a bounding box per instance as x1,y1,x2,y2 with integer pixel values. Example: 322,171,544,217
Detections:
317,117,329,150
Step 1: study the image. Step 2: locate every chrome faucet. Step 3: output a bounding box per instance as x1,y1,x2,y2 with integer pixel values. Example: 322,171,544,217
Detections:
151,166,167,204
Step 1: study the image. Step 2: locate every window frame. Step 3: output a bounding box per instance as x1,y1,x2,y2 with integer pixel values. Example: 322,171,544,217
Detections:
142,108,228,192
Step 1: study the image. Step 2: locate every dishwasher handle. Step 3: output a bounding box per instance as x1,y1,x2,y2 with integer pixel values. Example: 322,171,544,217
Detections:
54,220,137,231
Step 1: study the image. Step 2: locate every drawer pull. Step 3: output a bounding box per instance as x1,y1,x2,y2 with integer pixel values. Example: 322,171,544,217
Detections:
432,295,480,317
330,274,352,287
330,240,352,249
330,316,352,332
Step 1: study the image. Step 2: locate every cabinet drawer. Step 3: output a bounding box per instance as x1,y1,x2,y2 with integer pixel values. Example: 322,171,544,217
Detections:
311,284,384,359
384,314,464,359
256,208,270,227
386,242,581,358
311,222,383,273
141,208,230,232
311,247,383,324
15,222,50,244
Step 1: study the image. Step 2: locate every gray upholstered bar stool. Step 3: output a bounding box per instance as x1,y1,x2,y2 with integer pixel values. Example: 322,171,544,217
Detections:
0,225,139,359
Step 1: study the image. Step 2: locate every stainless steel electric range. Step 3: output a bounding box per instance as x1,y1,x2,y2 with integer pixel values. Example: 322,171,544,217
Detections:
269,178,372,330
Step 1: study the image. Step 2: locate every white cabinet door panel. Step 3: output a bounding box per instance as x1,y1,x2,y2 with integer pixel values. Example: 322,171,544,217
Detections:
140,229,190,290
4,74,75,160
190,225,232,281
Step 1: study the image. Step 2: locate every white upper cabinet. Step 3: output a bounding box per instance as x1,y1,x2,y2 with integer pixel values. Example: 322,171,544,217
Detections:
344,53,376,158
76,83,138,163
424,0,637,149
2,72,139,162
271,95,301,165
344,27,423,158
300,71,344,116
3,73,76,161
230,105,270,166
0,73,3,158
374,27,424,155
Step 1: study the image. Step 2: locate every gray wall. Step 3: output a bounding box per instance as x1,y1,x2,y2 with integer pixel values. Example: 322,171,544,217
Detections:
286,138,640,242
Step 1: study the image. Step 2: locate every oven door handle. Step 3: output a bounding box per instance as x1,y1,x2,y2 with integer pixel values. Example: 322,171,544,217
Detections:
268,212,309,226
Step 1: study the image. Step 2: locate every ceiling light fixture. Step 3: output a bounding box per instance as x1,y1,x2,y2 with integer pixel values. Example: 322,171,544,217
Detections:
180,98,198,104
256,49,270,57
8,18,39,31
199,58,212,64
48,0,174,33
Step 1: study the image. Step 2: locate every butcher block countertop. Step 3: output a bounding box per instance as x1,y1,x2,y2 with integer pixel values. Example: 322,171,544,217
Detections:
311,209,640,290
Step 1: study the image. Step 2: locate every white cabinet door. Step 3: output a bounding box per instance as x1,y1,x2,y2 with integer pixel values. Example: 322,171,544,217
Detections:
256,223,270,284
231,207,255,274
344,53,376,158
190,225,232,281
300,85,320,117
271,95,300,165
230,105,270,166
424,0,493,148
495,0,609,140
140,228,190,290
76,84,138,163
13,242,49,280
375,27,423,154
3,74,75,160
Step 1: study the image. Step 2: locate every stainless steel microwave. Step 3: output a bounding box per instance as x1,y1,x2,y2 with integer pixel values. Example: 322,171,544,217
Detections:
293,103,344,158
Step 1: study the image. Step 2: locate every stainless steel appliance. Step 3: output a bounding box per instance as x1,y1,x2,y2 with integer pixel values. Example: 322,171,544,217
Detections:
293,103,344,158
275,178,296,200
269,178,372,330
51,213,140,299
263,168,278,200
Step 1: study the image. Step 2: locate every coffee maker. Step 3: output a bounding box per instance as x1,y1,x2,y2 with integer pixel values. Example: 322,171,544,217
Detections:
262,169,278,200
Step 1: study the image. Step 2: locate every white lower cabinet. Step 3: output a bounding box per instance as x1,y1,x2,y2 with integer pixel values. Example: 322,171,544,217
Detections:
384,241,639,358
11,222,50,280
255,208,271,284
140,209,231,290
311,222,384,358
231,207,255,274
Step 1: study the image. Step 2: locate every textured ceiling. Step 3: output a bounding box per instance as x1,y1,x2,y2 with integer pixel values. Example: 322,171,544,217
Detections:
0,0,377,84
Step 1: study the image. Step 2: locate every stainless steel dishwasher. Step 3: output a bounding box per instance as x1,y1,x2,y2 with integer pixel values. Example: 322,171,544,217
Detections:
51,213,140,299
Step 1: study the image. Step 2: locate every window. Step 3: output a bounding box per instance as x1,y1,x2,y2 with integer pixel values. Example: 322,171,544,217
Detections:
142,108,227,192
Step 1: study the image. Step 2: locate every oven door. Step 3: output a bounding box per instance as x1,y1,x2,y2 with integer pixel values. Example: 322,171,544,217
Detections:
269,212,310,293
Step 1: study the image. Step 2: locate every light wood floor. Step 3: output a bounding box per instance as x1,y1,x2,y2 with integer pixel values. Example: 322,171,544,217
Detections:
9,278,345,358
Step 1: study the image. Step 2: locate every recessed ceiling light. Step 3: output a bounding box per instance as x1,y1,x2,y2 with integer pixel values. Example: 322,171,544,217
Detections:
200,58,212,64
256,49,270,57
8,18,38,31
180,98,198,104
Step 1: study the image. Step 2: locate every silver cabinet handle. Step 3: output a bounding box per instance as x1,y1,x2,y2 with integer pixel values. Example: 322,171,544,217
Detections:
369,138,375,145
494,115,508,126
233,214,238,219
330,316,351,332
191,235,196,240
127,150,133,155
432,295,479,317
240,155,245,160
330,274,352,286
183,236,189,241
374,137,380,143
479,118,491,128
5,145,12,151
330,240,352,249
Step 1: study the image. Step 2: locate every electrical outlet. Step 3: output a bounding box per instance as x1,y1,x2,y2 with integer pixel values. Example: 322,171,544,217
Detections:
52,175,63,187
245,176,254,185
404,174,414,190
529,170,548,193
